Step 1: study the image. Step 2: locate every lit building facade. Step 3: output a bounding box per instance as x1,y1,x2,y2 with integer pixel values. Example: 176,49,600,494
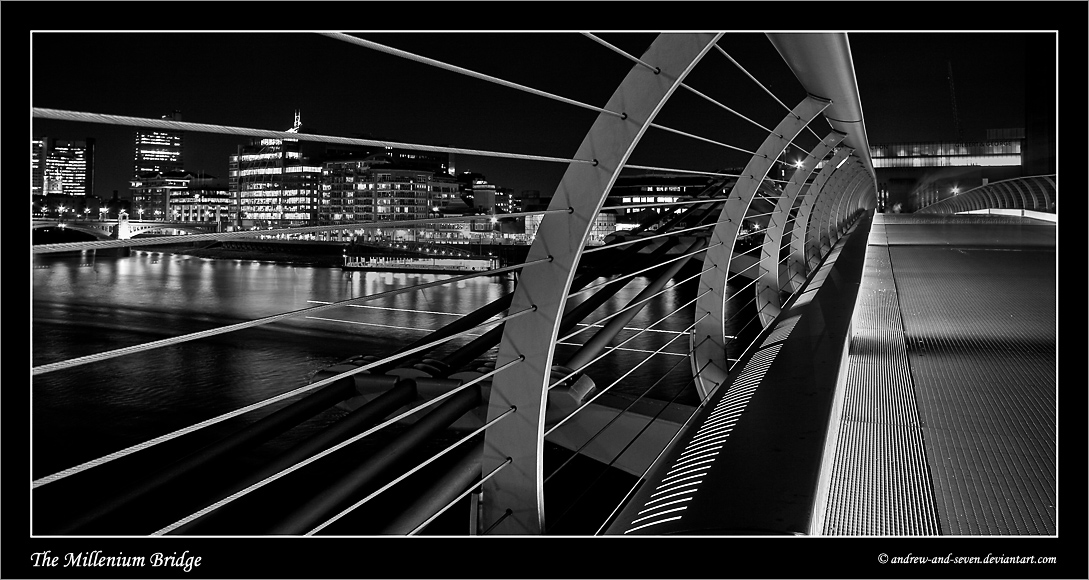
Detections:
229,135,322,229
133,111,185,177
523,211,617,246
32,137,95,196
32,139,44,195
320,159,460,242
130,171,190,219
167,189,231,223
870,134,1024,212
462,178,503,214
129,171,227,221
609,172,721,226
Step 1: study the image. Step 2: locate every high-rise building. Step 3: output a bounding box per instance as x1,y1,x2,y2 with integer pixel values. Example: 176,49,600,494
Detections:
133,111,185,178
32,137,96,196
229,111,322,230
32,139,44,195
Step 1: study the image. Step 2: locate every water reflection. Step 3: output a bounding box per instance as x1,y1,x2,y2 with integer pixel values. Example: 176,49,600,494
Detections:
32,251,742,480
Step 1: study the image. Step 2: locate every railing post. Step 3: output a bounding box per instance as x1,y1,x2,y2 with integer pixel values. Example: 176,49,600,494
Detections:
812,160,864,263
480,32,724,535
787,147,851,293
757,131,845,327
692,95,831,400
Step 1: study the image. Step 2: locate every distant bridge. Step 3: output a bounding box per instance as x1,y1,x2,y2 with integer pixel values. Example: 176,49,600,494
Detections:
32,218,221,240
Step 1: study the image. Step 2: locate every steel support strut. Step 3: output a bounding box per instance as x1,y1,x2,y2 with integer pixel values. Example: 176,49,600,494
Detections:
787,147,851,293
692,95,831,400
756,131,845,327
824,167,868,251
480,33,724,535
809,159,862,265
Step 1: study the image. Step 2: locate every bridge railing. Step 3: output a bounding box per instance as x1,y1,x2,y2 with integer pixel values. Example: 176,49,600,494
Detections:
31,31,877,536
916,174,1057,215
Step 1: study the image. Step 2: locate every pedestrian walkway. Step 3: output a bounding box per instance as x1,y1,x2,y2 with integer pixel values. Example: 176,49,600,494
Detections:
822,212,1057,535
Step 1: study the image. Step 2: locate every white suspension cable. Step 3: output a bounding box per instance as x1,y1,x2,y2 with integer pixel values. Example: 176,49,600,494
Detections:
624,164,743,179
599,197,725,213
306,303,467,317
581,222,717,254
556,342,688,357
725,267,762,292
408,457,512,535
546,336,708,484
593,358,719,535
321,32,625,119
648,122,759,157
32,256,550,376
546,312,708,434
722,295,759,335
581,33,661,73
33,310,533,489
713,43,824,143
306,406,517,535
679,83,775,136
33,108,593,171
714,45,793,118
725,318,767,372
548,290,711,391
559,267,709,344
576,323,687,336
569,243,719,299
149,357,524,535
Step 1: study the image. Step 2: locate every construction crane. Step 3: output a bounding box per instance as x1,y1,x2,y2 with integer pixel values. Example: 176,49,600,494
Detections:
947,61,962,141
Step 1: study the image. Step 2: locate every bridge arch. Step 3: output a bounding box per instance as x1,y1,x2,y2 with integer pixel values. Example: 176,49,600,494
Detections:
31,221,113,241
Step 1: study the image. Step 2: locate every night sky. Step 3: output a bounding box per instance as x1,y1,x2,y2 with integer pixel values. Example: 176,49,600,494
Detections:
28,21,1064,203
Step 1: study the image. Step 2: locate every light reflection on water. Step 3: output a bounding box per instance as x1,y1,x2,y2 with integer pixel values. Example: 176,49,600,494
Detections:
31,251,738,480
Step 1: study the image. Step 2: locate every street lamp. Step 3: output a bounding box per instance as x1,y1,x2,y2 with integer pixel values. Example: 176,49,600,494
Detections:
99,207,108,219
83,208,90,220
57,206,67,220
138,208,145,220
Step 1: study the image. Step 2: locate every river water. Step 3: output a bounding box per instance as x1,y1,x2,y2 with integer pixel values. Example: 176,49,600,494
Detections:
31,248,749,534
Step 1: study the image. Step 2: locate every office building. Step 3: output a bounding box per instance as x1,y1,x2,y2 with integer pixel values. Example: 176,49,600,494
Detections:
320,158,460,242
133,111,185,178
32,137,96,196
228,112,322,230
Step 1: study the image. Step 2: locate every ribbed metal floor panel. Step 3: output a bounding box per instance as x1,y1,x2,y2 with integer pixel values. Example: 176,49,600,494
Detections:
821,228,939,535
891,242,1056,535
824,213,1056,536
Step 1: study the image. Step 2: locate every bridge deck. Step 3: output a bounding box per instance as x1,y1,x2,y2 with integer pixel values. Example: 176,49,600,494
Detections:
604,212,1057,536
822,213,1056,535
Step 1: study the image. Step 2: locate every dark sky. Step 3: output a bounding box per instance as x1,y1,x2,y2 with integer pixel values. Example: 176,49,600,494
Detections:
30,28,1055,201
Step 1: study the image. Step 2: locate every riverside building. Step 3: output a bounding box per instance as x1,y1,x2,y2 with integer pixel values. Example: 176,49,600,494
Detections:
319,157,460,242
228,111,322,230
133,111,185,178
32,137,96,196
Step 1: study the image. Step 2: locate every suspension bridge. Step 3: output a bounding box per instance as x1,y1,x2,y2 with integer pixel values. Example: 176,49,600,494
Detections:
30,32,1057,539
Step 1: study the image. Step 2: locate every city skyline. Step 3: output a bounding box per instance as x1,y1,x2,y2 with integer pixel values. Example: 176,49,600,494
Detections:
31,29,1051,203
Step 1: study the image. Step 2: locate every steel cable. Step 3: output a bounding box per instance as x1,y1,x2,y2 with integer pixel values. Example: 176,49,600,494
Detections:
32,256,550,376
149,357,524,535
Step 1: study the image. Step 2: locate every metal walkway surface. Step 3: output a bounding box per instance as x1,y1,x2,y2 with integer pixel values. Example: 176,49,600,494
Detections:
822,212,1057,535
